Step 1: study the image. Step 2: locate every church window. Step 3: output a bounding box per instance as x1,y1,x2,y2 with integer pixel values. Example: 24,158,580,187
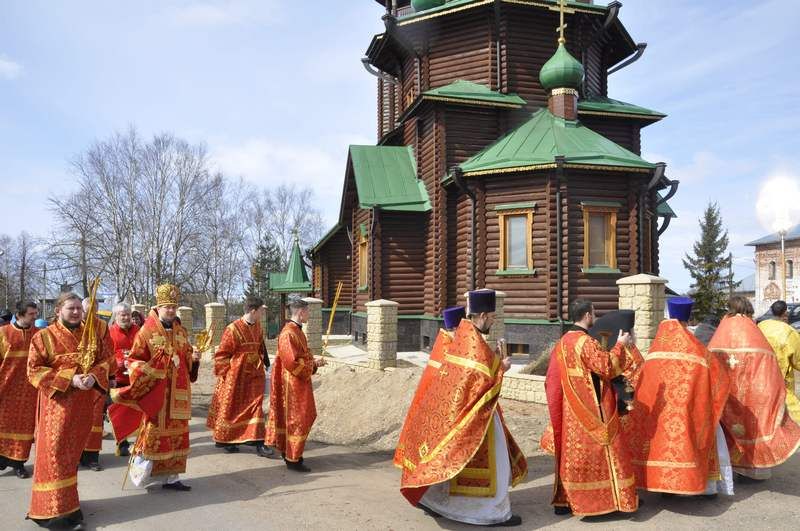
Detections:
769,261,776,280
358,236,369,289
581,202,619,271
496,203,535,273
787,260,793,279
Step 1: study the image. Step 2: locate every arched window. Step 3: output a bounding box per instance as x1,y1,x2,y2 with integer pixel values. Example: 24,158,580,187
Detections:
769,261,776,280
787,260,794,279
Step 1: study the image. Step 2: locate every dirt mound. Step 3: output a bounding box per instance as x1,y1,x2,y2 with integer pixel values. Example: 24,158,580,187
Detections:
310,366,550,456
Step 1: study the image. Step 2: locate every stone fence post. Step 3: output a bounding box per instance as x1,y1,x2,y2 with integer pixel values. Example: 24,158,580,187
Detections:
617,274,667,354
302,297,324,356
177,306,194,343
204,302,226,349
463,290,506,346
366,299,399,370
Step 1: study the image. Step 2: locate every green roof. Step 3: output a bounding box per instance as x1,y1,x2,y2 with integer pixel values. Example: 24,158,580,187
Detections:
459,109,656,177
350,145,431,212
268,272,286,290
422,80,526,108
271,238,312,293
398,0,607,25
578,97,666,119
311,223,342,253
656,193,676,218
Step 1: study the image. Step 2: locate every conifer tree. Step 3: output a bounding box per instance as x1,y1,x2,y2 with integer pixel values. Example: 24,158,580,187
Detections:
682,202,736,319
245,236,283,323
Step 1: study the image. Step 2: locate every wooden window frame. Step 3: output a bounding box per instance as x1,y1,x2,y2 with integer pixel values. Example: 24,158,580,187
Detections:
357,235,369,290
496,203,535,275
581,202,619,273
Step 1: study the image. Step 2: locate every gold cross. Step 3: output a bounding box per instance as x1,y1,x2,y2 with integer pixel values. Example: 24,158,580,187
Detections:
557,0,568,44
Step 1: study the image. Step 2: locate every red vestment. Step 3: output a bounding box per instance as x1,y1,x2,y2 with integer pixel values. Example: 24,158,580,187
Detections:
397,321,527,506
624,319,730,494
109,322,140,387
394,328,453,468
0,323,39,462
265,321,317,462
207,319,267,444
707,315,800,470
109,311,198,477
545,328,640,516
27,321,113,520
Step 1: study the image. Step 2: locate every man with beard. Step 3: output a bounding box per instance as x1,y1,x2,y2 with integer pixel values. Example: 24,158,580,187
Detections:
545,299,640,516
109,284,200,490
0,301,40,478
26,292,114,530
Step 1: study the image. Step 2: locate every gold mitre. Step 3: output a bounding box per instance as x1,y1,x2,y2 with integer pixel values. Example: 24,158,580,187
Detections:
155,283,181,307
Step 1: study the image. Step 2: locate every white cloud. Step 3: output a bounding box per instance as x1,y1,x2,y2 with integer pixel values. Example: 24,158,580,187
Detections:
0,55,22,80
169,0,278,27
211,137,352,226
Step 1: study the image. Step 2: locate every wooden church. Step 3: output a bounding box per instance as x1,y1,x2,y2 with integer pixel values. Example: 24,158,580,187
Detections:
311,0,678,354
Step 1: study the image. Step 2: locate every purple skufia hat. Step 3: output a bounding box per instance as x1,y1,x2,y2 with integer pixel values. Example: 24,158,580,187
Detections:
668,297,694,322
442,306,466,330
467,289,496,314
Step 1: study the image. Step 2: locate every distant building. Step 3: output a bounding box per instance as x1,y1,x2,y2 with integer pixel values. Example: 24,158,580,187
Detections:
747,226,800,314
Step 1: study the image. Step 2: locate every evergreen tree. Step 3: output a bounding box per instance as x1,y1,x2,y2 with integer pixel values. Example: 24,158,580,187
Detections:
682,202,737,319
245,236,283,322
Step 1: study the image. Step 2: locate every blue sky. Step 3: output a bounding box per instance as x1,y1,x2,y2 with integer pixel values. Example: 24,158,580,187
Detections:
1,0,798,293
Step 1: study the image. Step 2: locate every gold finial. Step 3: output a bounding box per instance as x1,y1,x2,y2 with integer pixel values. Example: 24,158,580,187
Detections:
557,0,568,44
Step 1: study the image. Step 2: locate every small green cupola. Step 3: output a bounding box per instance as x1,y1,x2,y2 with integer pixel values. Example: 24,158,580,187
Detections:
539,42,585,92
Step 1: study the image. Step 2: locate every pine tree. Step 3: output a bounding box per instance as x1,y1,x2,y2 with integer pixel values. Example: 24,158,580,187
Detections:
245,236,283,321
682,202,736,320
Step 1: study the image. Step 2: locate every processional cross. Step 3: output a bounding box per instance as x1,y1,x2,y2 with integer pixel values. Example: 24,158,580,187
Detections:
557,0,568,44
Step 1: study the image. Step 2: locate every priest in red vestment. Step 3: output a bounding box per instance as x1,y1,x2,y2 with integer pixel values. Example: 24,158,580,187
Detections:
265,297,326,471
27,292,114,530
394,306,465,469
109,284,200,491
399,290,527,527
545,299,640,517
108,302,139,457
208,296,275,457
625,297,732,496
0,301,40,478
707,296,800,480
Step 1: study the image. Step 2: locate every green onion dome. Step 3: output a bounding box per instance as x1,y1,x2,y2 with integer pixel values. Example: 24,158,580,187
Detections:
539,43,585,91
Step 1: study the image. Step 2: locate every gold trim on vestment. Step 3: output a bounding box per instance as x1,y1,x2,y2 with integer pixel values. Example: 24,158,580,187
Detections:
32,475,78,492
645,351,709,368
3,350,28,358
450,410,497,497
561,475,635,491
139,448,190,460
290,359,306,377
443,354,494,378
90,426,102,433
427,359,442,369
632,459,699,469
0,431,34,440
709,347,774,356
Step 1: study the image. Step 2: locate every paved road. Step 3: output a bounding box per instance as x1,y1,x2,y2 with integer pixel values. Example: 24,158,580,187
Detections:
1,416,798,530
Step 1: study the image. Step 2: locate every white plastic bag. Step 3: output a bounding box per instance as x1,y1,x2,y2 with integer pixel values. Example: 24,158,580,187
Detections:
129,455,153,487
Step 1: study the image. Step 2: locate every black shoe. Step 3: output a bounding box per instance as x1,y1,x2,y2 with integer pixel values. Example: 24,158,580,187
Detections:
223,445,240,454
418,503,442,518
162,481,192,491
0,456,7,471
14,466,29,479
65,509,85,530
256,444,278,459
495,515,522,527
554,505,571,516
87,460,103,472
116,440,130,457
701,493,718,500
70,523,86,531
284,459,311,472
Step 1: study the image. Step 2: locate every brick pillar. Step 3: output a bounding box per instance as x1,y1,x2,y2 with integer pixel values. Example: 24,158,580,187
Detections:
131,303,147,317
617,274,667,354
463,290,506,346
302,297,324,356
204,302,226,348
177,306,194,343
365,299,398,370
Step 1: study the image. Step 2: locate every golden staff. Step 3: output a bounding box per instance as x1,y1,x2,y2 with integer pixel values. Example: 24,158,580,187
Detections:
322,281,343,355
77,277,101,374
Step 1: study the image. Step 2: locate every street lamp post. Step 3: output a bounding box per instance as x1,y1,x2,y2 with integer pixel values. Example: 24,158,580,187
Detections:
780,229,788,300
